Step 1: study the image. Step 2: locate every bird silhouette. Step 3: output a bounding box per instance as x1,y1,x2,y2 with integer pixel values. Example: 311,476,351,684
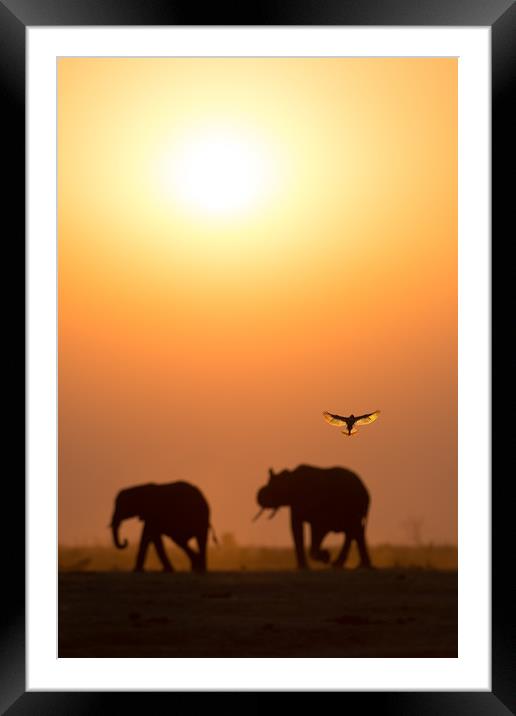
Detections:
323,410,380,437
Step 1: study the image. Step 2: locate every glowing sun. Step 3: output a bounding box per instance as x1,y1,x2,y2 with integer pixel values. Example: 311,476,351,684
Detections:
166,129,272,216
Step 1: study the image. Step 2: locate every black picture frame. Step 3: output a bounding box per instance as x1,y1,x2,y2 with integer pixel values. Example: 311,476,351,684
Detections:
5,0,512,711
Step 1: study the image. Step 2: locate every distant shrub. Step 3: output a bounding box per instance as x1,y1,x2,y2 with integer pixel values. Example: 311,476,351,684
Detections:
220,532,238,548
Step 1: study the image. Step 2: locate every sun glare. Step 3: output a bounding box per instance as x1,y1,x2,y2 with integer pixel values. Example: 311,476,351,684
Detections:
165,129,272,216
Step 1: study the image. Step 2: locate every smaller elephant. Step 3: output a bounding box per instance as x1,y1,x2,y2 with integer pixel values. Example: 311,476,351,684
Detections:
256,464,372,569
110,481,214,572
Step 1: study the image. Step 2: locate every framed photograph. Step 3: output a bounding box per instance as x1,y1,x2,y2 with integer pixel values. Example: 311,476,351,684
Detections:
5,0,511,710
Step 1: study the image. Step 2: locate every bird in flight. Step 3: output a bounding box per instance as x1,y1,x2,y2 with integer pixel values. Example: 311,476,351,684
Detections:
323,410,380,437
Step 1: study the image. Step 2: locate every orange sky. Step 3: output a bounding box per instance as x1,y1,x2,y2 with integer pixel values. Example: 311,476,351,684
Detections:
58,58,457,546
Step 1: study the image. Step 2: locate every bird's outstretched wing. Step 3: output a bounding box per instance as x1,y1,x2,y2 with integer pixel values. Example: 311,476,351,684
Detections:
323,411,347,427
355,410,380,426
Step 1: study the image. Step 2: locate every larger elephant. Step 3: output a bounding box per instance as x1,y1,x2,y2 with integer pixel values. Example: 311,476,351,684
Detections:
110,481,212,572
256,464,372,569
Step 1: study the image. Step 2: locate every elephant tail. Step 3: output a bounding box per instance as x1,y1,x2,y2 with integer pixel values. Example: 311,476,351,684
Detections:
209,523,219,546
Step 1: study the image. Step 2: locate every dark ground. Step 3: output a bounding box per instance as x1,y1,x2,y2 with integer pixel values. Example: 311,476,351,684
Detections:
59,568,457,657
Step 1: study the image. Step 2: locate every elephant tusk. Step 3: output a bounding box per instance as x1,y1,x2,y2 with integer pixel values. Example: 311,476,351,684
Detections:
252,508,265,522
268,508,279,520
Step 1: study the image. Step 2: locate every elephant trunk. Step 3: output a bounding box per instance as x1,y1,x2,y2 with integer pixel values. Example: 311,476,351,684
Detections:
111,518,128,549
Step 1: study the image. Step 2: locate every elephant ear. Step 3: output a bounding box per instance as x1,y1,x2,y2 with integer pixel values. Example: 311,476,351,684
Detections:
136,483,158,520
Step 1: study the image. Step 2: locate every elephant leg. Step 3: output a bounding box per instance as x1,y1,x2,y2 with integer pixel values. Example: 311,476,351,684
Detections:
309,524,330,564
332,532,352,568
174,537,202,573
290,510,307,569
152,534,174,572
355,524,372,568
195,527,208,573
134,524,151,572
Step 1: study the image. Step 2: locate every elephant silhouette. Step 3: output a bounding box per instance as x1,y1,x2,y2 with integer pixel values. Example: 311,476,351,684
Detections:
110,481,214,572
256,465,372,569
